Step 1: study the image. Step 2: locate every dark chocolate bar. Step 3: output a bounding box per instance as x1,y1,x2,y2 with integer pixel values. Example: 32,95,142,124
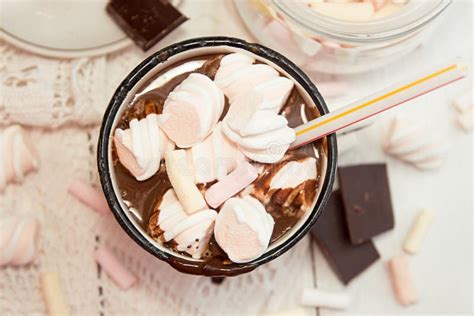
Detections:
107,0,188,51
311,191,380,285
338,164,394,245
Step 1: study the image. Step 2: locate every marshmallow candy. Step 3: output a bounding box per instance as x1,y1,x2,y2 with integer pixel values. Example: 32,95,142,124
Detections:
149,189,217,259
403,209,433,254
114,113,174,181
386,255,418,306
214,195,274,263
301,288,350,310
222,91,295,163
68,179,109,215
0,125,38,192
383,117,448,170
205,161,259,208
0,217,40,267
165,150,207,214
95,247,137,290
161,73,225,147
215,53,294,112
185,123,245,184
252,154,317,211
41,272,70,316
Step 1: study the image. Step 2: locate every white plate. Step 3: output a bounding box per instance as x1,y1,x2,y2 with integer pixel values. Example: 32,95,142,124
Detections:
0,0,132,58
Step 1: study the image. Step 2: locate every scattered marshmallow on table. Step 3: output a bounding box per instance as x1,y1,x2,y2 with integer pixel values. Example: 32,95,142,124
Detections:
386,255,418,306
205,161,259,208
214,195,274,263
403,209,433,254
0,125,39,192
67,179,109,215
161,73,225,148
0,217,40,267
41,271,70,316
165,149,207,214
301,288,350,310
452,88,473,132
383,116,448,170
94,247,137,290
114,113,174,181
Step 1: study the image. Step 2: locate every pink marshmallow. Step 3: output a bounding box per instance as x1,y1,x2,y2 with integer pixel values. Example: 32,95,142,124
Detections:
68,179,109,215
386,255,418,306
205,162,259,208
94,247,137,290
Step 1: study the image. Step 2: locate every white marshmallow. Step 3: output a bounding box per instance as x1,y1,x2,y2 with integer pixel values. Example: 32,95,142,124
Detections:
403,209,433,254
383,117,448,170
0,217,40,266
114,114,174,181
165,150,207,214
269,157,317,190
162,73,225,147
0,125,38,192
301,288,350,310
222,91,295,163
214,195,274,263
155,189,216,259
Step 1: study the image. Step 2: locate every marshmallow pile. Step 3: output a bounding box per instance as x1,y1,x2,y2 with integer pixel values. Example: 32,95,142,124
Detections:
0,217,40,267
151,189,217,259
114,53,310,263
309,0,408,22
0,125,39,192
114,113,175,181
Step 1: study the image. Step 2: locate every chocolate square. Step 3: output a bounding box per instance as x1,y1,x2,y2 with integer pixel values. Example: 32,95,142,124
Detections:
107,0,188,51
311,191,380,284
338,164,395,245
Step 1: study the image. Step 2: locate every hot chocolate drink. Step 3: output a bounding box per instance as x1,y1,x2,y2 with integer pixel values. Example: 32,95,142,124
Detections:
111,52,328,274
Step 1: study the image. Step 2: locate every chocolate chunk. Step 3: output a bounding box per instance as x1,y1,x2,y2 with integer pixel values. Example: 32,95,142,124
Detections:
311,191,379,284
107,0,188,51
338,164,394,245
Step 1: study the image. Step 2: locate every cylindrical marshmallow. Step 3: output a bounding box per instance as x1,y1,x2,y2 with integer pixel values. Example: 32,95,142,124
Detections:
95,247,137,290
0,125,38,192
205,162,258,208
403,209,433,254
41,272,70,316
386,255,418,306
68,179,109,215
0,217,40,266
301,288,350,310
165,150,207,214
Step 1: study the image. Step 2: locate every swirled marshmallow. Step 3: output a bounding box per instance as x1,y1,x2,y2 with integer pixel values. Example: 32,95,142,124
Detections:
114,113,174,181
0,125,38,192
0,217,40,266
222,91,295,163
161,73,225,147
214,195,274,263
185,123,245,184
383,117,448,170
215,53,294,112
152,189,217,259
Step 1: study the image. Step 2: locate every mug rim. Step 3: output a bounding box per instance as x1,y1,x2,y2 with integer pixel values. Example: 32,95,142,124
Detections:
97,36,337,276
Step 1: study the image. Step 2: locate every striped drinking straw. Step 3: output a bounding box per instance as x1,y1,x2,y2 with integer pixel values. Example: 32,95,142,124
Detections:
290,61,468,149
